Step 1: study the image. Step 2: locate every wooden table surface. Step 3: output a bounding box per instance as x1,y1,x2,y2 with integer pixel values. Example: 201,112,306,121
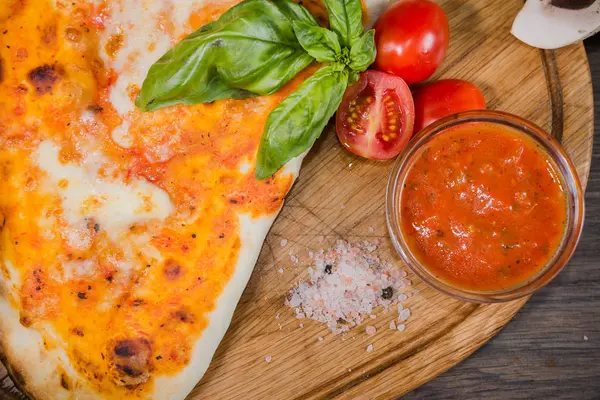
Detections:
403,37,600,400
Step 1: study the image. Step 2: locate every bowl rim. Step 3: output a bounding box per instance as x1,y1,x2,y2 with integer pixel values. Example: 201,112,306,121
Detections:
385,110,585,303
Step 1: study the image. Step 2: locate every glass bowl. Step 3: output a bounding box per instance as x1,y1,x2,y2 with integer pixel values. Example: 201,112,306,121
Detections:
386,110,584,303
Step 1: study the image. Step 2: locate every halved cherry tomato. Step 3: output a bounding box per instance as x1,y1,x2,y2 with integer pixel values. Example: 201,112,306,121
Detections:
336,70,415,160
374,0,449,84
413,79,486,133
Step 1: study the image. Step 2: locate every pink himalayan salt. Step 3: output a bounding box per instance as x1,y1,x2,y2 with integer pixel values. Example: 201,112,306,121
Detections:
286,240,412,334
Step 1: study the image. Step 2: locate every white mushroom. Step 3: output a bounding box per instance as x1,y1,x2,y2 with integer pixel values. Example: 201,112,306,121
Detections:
511,0,600,49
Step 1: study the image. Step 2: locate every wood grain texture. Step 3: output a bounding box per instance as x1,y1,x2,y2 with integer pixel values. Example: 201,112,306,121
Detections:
186,1,594,399
0,1,596,399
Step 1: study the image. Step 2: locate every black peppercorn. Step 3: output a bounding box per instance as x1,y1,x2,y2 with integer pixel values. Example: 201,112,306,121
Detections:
324,264,332,274
381,287,393,299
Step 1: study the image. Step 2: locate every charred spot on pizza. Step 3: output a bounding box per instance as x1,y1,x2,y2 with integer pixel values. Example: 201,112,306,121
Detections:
15,84,28,94
27,64,62,95
71,327,84,337
131,298,145,307
60,373,70,390
87,104,103,113
85,218,101,233
114,340,138,357
118,365,140,377
19,314,32,327
110,338,153,386
164,259,184,281
173,307,195,324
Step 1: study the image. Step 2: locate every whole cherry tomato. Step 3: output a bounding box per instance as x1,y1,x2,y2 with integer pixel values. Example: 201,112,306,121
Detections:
373,0,449,84
413,79,486,133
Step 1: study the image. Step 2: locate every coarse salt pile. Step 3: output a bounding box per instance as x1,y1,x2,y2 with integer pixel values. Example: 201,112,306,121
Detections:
286,240,412,334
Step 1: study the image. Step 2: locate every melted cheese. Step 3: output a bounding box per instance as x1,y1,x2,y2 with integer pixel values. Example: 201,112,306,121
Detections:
35,140,173,242
58,258,97,282
110,120,133,148
2,259,22,289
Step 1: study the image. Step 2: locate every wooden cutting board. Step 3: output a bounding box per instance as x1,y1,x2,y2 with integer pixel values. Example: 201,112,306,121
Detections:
0,0,594,399
186,1,594,399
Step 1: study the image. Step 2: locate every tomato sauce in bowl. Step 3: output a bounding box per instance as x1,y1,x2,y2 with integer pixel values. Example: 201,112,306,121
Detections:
401,123,567,291
387,111,584,302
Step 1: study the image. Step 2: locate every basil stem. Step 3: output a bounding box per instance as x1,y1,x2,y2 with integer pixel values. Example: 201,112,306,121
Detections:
255,65,349,179
136,0,316,111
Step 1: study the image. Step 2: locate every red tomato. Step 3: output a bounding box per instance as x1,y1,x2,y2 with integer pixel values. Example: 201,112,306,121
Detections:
413,79,486,132
373,0,449,84
336,70,415,160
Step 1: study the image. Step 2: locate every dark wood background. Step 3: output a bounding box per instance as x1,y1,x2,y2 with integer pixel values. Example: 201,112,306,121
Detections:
403,37,600,400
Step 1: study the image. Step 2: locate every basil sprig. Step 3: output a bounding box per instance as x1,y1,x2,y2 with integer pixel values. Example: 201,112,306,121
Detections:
135,0,376,179
256,0,375,178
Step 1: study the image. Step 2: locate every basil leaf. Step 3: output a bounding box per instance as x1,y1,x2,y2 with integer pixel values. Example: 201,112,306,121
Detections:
275,0,319,26
136,0,314,111
322,0,363,48
293,21,341,62
349,29,376,71
256,65,348,179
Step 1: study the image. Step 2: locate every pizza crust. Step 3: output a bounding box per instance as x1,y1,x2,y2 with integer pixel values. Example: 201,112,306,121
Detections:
0,298,96,400
149,155,304,399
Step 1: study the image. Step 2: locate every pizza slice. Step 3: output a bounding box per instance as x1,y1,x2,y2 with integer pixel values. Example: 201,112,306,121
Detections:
0,0,386,398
